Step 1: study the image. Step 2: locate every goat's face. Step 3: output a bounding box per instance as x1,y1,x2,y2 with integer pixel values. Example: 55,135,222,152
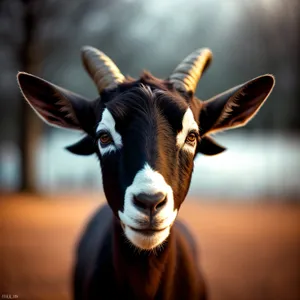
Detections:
17,47,275,250
96,83,200,250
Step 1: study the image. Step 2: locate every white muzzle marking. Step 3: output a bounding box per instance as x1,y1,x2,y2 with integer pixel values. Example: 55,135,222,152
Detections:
118,163,177,250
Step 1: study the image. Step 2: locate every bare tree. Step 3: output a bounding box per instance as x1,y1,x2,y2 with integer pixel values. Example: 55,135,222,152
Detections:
18,0,44,192
17,0,100,192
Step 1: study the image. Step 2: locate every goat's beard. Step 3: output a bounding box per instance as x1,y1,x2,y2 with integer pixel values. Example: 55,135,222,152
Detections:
122,223,172,251
119,209,178,251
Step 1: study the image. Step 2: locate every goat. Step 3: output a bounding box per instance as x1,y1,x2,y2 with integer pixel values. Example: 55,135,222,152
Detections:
17,46,275,300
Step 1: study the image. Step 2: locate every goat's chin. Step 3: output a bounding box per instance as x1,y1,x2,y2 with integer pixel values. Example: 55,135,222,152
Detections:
124,226,171,251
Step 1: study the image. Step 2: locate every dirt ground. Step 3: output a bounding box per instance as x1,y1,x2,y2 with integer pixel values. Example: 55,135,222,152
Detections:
0,194,299,300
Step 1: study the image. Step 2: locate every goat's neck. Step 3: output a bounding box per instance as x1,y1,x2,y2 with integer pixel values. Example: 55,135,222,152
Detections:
112,218,176,299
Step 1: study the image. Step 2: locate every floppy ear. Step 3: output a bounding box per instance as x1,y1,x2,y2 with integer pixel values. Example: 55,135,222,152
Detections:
65,135,96,156
197,136,226,155
17,72,95,133
199,74,275,135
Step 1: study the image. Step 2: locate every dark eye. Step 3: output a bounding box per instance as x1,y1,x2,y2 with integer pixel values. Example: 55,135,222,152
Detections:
99,132,113,145
185,132,198,144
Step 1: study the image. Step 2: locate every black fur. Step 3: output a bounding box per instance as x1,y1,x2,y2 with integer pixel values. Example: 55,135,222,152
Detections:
74,204,207,300
71,74,209,299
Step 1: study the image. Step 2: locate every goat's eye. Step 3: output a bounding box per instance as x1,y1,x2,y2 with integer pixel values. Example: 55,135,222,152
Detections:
186,132,197,144
99,132,113,145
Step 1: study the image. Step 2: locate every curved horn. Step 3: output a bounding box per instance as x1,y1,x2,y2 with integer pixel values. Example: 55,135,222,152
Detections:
169,48,213,94
81,46,125,93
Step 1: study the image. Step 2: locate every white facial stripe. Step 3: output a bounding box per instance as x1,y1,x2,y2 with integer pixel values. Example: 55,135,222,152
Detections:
176,108,199,153
118,163,178,250
96,109,122,155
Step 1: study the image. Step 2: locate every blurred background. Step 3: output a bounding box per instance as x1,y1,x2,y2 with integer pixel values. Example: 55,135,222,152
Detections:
0,0,299,299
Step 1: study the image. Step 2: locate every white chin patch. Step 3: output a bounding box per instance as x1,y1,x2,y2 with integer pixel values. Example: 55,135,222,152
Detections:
118,163,178,250
124,225,172,251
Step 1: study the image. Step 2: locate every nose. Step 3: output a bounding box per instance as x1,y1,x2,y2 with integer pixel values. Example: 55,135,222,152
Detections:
133,192,167,214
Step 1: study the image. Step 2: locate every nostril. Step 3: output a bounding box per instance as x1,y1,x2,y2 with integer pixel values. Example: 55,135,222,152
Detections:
154,197,167,211
133,192,167,213
133,197,148,210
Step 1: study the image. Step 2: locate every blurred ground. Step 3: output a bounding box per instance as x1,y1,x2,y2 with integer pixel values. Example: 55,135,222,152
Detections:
0,194,299,300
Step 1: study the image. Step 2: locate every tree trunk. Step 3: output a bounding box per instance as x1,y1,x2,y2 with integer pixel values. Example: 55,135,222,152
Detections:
19,0,43,192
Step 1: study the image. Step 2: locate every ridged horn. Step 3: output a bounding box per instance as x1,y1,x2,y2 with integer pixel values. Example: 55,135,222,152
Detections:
169,48,213,93
81,46,125,93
